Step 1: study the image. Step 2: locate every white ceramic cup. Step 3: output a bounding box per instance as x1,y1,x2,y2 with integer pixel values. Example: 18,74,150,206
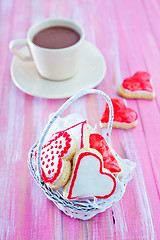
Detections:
9,18,85,81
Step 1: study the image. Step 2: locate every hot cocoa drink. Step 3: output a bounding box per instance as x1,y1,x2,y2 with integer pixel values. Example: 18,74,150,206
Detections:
33,26,80,49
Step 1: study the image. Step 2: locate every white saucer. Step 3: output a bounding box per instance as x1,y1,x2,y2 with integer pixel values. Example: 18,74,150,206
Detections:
10,41,106,99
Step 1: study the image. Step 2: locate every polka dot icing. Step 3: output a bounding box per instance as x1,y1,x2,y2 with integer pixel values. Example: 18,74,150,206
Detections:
35,131,74,184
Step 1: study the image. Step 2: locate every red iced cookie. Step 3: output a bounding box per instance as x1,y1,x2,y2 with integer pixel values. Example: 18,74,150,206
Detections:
89,133,121,173
100,98,138,129
118,71,155,99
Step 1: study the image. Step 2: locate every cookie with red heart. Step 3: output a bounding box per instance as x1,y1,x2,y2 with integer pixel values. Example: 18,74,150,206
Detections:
118,72,155,99
35,131,76,189
63,148,116,199
100,98,138,129
89,133,121,174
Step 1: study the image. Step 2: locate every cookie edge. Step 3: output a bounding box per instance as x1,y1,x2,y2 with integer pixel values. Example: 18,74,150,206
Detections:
100,119,138,129
118,84,155,100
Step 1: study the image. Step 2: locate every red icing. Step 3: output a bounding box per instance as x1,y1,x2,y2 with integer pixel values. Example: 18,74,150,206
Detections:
101,98,138,124
122,72,153,92
41,159,62,183
80,122,85,148
35,131,72,183
67,151,116,199
89,134,121,173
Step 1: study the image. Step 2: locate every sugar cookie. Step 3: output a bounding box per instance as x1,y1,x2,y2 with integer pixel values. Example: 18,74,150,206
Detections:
35,131,76,189
118,72,155,99
100,98,138,129
63,148,116,199
89,133,121,174
63,121,90,150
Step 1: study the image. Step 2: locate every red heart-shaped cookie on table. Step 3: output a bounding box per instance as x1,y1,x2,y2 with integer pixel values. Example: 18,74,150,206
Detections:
35,130,76,189
63,148,116,200
118,71,155,99
100,98,138,129
89,133,121,173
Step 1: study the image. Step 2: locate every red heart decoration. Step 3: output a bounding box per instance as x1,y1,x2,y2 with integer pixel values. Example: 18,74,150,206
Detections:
64,149,116,199
122,72,153,92
35,131,73,183
100,98,138,125
89,133,121,173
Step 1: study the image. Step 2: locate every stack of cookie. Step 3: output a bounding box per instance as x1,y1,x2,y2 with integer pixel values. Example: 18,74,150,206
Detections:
34,120,122,200
29,89,136,219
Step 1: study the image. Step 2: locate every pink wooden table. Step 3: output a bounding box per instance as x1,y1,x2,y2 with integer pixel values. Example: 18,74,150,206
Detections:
1,0,160,239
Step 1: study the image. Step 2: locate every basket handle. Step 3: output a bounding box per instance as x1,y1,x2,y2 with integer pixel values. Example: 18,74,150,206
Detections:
37,89,114,182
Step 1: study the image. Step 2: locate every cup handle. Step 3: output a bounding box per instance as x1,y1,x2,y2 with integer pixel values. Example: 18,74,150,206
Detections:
9,39,33,61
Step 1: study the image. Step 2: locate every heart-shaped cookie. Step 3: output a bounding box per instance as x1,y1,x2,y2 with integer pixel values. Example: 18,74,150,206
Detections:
63,121,90,150
63,148,116,199
35,131,76,189
89,133,121,173
118,71,155,99
100,98,138,129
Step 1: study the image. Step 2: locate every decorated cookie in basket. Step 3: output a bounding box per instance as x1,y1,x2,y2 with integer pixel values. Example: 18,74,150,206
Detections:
35,130,76,189
34,120,91,189
63,140,117,200
63,120,90,150
28,89,135,220
89,133,122,174
118,71,155,100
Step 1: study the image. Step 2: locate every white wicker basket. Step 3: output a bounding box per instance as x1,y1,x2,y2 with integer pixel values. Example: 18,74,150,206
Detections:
28,89,135,220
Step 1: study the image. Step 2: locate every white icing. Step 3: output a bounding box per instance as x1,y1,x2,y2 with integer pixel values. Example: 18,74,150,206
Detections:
70,153,115,198
62,113,84,129
123,88,152,94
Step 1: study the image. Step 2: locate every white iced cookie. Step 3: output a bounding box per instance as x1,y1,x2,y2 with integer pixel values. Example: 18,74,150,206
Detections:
63,148,116,199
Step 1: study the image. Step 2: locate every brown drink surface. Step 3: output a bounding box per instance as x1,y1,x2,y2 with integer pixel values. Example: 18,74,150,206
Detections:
32,26,80,49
